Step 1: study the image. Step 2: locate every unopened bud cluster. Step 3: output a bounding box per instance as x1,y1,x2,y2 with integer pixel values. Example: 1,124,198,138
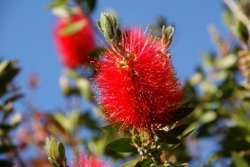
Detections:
238,50,250,87
97,13,122,50
132,134,165,165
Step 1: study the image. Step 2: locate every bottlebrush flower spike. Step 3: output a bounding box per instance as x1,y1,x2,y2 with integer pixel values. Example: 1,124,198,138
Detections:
72,153,107,167
95,13,184,135
54,13,96,68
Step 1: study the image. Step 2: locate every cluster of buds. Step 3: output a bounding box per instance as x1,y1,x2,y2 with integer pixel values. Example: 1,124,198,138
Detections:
44,136,68,167
238,50,250,87
161,25,174,54
131,128,167,166
96,12,125,55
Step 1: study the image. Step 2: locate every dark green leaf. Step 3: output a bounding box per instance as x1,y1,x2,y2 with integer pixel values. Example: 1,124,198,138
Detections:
0,68,20,87
57,142,66,162
135,159,152,167
0,145,15,154
106,138,137,153
86,0,96,12
90,48,105,58
4,93,23,103
120,160,138,167
168,125,188,137
155,130,180,144
237,21,249,43
232,151,249,167
79,113,100,130
0,124,12,132
102,122,123,132
169,108,195,122
0,160,13,167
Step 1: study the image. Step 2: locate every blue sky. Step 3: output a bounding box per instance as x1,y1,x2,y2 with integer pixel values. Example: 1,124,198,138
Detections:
0,0,228,110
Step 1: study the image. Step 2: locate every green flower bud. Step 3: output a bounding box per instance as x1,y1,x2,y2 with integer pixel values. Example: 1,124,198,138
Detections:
161,25,174,51
97,13,122,46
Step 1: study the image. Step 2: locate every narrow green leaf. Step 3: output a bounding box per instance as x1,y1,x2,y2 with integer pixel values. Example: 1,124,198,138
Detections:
168,125,188,137
120,160,138,167
86,0,96,12
106,138,137,153
60,20,87,35
165,162,188,167
169,108,195,122
155,130,180,144
232,151,249,167
47,0,67,8
180,129,195,140
102,122,123,132
57,142,66,162
50,137,57,160
135,159,152,167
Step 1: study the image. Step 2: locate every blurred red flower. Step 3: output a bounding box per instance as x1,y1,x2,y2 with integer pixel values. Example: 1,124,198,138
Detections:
54,13,96,68
95,27,184,134
72,153,107,167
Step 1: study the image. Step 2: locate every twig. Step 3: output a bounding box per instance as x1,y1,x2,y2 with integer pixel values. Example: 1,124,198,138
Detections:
223,0,250,32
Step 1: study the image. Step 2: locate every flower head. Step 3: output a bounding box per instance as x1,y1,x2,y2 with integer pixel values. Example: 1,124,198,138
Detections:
95,21,184,134
54,13,96,68
72,153,107,167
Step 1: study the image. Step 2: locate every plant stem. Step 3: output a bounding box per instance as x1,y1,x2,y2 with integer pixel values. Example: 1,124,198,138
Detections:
223,0,250,32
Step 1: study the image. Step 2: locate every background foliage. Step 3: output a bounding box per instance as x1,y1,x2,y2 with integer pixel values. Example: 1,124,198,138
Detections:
0,0,250,166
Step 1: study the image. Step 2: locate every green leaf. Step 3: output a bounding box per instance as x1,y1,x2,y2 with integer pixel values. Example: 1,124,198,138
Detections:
168,125,188,137
237,21,249,43
180,129,195,140
201,52,215,70
120,160,138,167
50,137,57,160
60,20,87,35
4,93,23,103
102,122,123,132
57,142,66,162
47,0,67,8
164,162,188,167
86,0,96,12
0,160,13,167
106,138,137,153
0,145,15,154
232,114,250,129
155,130,180,144
219,54,237,69
0,124,12,132
232,151,249,167
89,47,105,58
169,108,195,122
135,159,152,167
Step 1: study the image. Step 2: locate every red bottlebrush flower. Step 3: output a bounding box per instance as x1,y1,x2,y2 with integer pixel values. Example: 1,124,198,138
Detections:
95,27,184,134
54,13,96,68
72,153,107,167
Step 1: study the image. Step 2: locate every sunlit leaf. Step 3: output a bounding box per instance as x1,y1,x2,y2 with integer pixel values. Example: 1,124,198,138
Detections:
232,151,249,167
60,20,87,35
